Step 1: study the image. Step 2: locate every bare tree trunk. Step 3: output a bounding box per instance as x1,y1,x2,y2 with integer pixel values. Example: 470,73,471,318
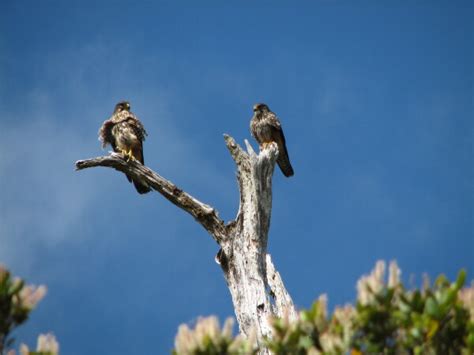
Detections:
75,134,297,351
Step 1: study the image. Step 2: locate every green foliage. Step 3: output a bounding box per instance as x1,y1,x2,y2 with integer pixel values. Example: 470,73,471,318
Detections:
352,270,472,355
0,267,32,353
266,296,353,354
173,262,474,355
263,297,354,355
0,266,56,355
266,301,325,354
172,316,258,355
1,261,472,355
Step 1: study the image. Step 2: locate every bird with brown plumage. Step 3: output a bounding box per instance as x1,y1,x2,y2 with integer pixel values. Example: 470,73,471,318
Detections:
250,103,294,177
98,101,151,194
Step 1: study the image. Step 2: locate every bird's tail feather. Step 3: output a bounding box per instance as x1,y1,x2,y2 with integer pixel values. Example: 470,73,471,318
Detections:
125,145,150,193
133,179,151,194
277,145,294,177
125,174,151,194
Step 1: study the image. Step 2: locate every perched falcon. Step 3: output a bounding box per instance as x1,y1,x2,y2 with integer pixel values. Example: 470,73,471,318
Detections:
250,103,294,177
98,101,151,194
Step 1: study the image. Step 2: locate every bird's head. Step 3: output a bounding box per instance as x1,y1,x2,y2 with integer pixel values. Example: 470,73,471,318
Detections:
114,101,131,113
253,103,269,115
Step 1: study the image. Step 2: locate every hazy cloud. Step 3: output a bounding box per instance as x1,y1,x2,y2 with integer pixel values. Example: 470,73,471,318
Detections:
0,40,236,267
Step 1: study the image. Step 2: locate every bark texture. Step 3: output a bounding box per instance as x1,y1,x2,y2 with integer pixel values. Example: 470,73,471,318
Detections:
75,134,297,350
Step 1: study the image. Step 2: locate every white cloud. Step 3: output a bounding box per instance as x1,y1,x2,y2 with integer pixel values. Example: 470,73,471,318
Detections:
0,99,97,266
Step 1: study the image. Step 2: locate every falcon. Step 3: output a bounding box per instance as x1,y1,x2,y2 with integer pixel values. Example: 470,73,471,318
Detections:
250,103,294,177
98,101,151,194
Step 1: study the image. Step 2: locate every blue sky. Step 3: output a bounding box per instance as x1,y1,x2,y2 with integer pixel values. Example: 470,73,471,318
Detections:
0,1,472,353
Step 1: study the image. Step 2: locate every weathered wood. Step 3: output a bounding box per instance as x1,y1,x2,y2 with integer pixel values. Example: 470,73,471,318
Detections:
220,135,280,346
266,254,298,320
75,135,297,351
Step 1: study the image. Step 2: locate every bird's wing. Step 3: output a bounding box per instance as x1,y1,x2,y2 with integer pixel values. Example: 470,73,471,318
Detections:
98,119,116,149
125,114,148,142
98,111,130,149
124,114,147,165
273,127,294,177
272,124,287,149
266,111,282,130
268,112,294,177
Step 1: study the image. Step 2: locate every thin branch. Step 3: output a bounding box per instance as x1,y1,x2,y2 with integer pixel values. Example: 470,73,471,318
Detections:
75,153,227,243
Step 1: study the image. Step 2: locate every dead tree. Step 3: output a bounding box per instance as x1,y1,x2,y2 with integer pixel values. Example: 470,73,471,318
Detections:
75,134,297,351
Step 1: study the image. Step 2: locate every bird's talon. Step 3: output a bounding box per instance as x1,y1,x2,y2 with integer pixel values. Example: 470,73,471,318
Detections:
128,150,136,161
